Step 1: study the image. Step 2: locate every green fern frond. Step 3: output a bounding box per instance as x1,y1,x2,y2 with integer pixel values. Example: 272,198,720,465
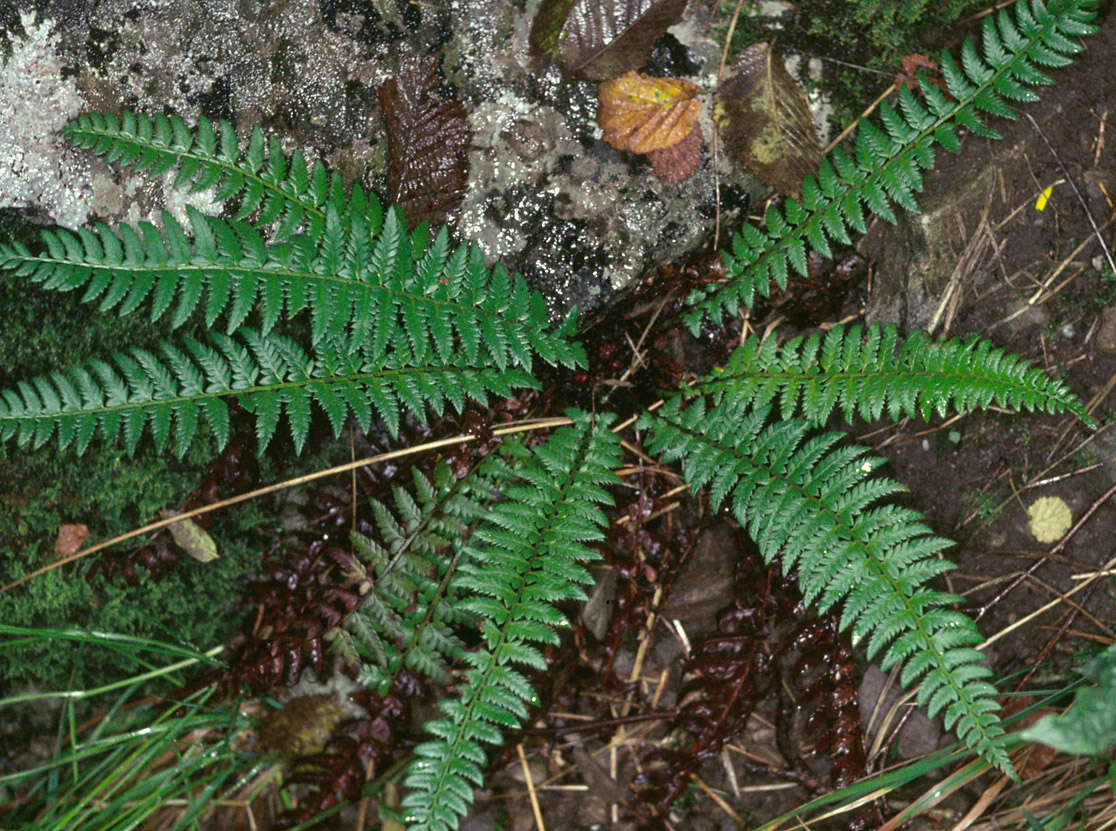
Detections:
638,398,1013,774
401,410,622,831
0,206,583,373
684,0,1098,332
687,323,1094,427
0,326,540,455
61,110,345,239
345,462,505,693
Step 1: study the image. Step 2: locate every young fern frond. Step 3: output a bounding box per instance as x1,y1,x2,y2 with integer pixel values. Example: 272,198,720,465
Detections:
638,398,1012,774
0,326,540,455
402,411,622,831
687,323,1094,427
684,0,1099,331
343,462,504,694
0,203,582,371
62,110,342,239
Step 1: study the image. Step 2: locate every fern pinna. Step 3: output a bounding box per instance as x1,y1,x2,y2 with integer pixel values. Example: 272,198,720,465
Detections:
400,412,621,831
0,201,582,454
684,0,1099,331
689,323,1094,428
337,459,506,694
62,110,338,240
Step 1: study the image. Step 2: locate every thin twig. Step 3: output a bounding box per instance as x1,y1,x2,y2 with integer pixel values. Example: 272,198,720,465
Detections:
1024,111,1116,277
518,744,546,831
1,417,574,594
713,0,749,250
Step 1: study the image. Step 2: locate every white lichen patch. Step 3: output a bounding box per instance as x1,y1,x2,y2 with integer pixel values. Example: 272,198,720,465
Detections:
0,13,91,226
1027,496,1072,544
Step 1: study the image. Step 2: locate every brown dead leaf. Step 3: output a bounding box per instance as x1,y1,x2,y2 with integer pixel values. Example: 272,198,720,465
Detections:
377,56,469,230
716,42,822,198
54,523,89,557
530,0,688,81
648,122,703,183
895,53,941,91
598,71,700,154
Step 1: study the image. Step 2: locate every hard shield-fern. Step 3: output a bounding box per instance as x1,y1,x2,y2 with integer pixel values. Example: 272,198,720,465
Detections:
400,411,622,831
0,200,584,454
689,323,1094,427
0,0,1103,823
638,398,1012,771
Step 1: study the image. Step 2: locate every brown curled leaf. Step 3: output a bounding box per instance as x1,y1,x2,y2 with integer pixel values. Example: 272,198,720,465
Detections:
647,122,702,183
599,71,700,154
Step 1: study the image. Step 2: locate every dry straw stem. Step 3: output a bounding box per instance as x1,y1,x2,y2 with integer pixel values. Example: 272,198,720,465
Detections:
0,416,575,594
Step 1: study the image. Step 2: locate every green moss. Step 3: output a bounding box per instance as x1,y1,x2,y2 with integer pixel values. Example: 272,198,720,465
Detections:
0,213,269,689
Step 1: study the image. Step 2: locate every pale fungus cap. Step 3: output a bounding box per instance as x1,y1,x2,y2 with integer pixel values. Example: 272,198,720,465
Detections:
1027,496,1072,544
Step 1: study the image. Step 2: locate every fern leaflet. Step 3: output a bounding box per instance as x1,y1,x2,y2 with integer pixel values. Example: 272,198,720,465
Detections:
0,206,582,373
62,110,341,239
687,323,1094,427
684,0,1099,331
0,326,543,455
343,461,505,694
401,410,622,831
638,398,1012,774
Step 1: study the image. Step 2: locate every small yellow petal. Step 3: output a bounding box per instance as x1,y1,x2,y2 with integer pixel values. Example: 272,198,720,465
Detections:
1035,185,1053,211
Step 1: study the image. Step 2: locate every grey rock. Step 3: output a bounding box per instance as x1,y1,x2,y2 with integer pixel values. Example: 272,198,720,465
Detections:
661,522,737,634
1,0,765,319
1097,304,1116,355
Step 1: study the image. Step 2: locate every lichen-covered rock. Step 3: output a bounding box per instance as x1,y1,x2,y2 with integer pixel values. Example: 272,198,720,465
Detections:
0,0,763,319
0,12,90,227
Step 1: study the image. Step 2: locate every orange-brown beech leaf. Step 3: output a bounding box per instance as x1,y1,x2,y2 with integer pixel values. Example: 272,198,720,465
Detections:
377,56,469,230
895,53,942,91
648,122,702,183
54,523,89,557
599,71,700,155
530,0,687,81
716,42,822,198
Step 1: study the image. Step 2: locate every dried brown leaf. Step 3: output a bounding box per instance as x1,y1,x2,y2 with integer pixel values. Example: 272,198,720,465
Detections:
377,56,469,229
599,71,700,154
54,523,89,557
896,52,941,91
716,42,823,198
648,122,703,183
530,0,687,81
